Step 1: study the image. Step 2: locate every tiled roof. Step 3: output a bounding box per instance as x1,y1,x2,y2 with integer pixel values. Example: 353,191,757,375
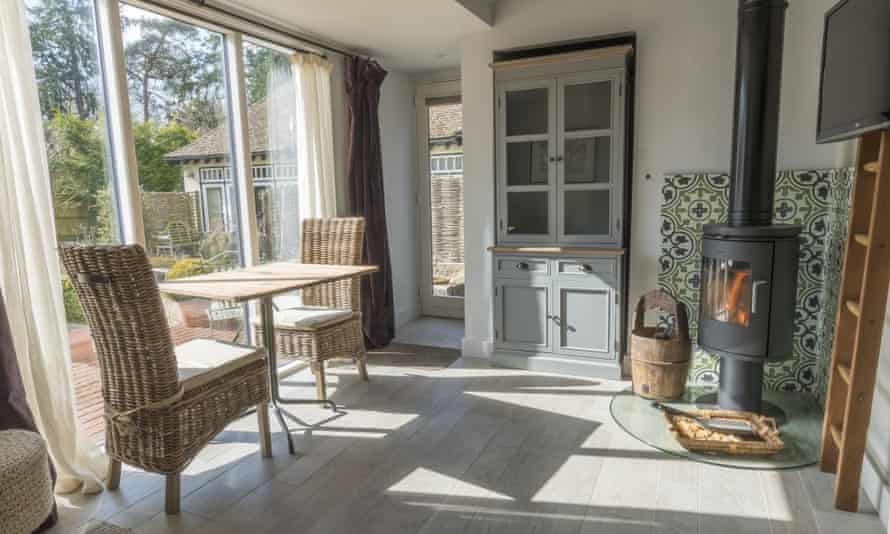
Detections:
167,99,463,161
165,101,270,161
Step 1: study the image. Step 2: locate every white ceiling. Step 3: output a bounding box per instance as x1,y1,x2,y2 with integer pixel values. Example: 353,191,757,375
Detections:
220,0,494,72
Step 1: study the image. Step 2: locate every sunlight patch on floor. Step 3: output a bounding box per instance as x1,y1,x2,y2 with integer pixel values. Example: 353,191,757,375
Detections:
531,455,602,505
387,467,515,501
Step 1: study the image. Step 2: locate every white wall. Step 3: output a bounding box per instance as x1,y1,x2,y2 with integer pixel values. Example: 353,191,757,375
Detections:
378,70,420,329
459,0,853,353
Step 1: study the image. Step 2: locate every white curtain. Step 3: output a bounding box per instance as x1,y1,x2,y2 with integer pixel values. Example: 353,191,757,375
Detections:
291,52,337,219
267,57,300,260
0,0,105,494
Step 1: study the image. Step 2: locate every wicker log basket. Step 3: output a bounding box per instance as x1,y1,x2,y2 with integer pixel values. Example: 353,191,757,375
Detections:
630,290,691,400
663,408,785,456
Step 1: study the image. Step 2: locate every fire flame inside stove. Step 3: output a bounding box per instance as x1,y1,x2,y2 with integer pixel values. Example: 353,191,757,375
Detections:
725,270,750,326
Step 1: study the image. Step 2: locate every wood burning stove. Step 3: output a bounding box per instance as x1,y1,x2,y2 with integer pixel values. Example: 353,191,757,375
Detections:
699,225,800,412
697,0,802,413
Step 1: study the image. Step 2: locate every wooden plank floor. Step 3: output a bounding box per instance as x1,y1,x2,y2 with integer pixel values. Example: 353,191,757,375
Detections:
52,345,886,534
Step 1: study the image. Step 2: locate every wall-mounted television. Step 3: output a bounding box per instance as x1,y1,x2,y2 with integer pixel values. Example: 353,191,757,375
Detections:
817,0,890,144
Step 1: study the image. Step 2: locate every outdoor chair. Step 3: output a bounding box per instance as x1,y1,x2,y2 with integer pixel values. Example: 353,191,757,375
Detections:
253,217,368,401
154,221,198,257
60,244,272,515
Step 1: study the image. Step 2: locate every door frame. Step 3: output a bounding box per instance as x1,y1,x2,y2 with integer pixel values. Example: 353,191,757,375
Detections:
416,80,464,318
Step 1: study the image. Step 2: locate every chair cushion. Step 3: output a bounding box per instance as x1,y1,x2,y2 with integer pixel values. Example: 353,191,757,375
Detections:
176,339,264,390
273,294,304,311
255,306,355,331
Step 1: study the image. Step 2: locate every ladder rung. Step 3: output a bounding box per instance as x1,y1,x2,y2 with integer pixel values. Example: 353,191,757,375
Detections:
854,233,871,247
837,363,852,384
864,161,880,173
830,423,843,448
846,300,862,318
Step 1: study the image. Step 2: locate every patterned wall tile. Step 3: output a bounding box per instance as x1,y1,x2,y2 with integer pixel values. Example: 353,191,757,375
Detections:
658,169,853,398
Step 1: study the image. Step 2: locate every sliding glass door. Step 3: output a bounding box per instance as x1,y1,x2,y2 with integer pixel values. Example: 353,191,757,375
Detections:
26,0,120,439
120,3,247,343
24,0,310,439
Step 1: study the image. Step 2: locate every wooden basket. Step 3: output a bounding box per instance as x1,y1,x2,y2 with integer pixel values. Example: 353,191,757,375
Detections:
663,408,785,456
630,290,691,399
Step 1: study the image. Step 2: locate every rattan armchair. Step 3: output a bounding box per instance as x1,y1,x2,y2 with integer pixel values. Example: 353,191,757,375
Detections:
254,217,368,400
60,244,272,515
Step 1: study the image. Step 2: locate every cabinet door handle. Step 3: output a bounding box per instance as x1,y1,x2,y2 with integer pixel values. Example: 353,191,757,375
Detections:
549,156,556,163
552,316,562,326
580,264,594,273
516,261,529,270
507,225,518,233
556,155,564,162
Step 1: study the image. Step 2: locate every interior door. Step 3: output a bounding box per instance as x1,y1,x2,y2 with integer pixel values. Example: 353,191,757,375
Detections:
417,81,464,318
556,70,624,245
497,78,557,244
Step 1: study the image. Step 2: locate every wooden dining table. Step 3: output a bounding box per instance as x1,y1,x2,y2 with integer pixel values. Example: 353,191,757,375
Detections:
158,261,378,454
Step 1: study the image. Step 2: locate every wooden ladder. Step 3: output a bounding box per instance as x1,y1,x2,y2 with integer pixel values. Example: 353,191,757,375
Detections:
820,128,890,511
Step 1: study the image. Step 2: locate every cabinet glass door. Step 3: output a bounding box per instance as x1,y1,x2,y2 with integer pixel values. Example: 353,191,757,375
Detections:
499,81,556,242
557,73,621,244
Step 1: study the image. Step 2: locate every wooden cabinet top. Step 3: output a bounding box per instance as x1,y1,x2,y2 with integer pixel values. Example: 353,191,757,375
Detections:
487,246,625,257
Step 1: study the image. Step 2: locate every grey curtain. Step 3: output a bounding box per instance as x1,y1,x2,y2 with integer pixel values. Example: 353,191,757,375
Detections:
0,290,57,530
345,56,394,348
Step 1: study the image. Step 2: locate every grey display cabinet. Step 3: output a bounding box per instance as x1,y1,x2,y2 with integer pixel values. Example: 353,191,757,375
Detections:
489,46,631,379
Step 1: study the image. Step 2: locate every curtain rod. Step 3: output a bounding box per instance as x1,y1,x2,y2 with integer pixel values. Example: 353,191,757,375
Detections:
135,0,357,58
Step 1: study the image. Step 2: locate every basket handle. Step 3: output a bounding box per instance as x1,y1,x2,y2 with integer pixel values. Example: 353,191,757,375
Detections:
634,289,690,342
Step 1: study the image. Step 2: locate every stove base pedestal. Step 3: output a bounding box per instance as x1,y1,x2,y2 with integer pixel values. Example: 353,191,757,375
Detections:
717,357,764,413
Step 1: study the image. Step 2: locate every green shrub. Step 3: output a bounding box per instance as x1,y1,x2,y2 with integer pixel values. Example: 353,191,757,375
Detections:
61,276,85,324
167,258,212,281
149,255,178,269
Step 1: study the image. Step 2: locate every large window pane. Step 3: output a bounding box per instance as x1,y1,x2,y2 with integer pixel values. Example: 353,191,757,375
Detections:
121,4,245,344
243,41,300,263
27,0,118,440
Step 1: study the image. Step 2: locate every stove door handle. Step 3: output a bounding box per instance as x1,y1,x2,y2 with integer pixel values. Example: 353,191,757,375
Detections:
751,280,769,314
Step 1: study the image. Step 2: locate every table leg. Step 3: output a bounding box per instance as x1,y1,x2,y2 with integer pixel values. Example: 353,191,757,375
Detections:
260,297,338,455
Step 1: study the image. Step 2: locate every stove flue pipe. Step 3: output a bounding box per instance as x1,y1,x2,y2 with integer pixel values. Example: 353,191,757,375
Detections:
728,0,788,227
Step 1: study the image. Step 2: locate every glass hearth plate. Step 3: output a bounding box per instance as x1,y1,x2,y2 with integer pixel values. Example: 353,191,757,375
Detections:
610,386,823,470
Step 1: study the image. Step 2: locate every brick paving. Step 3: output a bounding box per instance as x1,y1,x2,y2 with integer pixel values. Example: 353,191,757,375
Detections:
70,324,240,440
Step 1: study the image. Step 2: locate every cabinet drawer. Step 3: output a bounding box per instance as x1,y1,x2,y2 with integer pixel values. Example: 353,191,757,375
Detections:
495,257,550,278
556,259,616,277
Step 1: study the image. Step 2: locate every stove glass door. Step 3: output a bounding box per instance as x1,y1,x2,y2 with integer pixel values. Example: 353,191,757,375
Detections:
701,258,753,327
699,239,773,358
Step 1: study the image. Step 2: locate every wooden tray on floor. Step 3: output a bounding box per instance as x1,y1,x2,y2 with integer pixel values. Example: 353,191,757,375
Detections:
663,408,784,456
